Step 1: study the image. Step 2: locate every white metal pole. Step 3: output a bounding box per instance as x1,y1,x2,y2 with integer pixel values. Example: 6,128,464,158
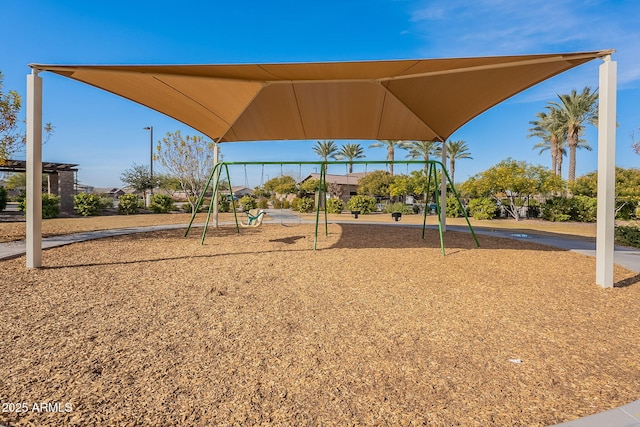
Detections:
595,55,617,288
440,140,447,231
26,70,43,268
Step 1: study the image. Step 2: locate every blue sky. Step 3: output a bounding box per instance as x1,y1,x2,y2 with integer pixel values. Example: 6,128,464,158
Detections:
1,0,639,188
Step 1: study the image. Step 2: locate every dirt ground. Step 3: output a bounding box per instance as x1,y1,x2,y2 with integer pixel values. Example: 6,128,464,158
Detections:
1,220,639,426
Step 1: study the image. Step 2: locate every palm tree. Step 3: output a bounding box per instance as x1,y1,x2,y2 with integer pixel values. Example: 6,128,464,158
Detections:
528,108,566,176
312,140,339,162
400,140,439,170
335,143,365,173
549,87,598,183
369,139,403,175
436,140,472,184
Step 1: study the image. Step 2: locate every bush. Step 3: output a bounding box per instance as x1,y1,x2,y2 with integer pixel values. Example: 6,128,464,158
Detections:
291,196,314,213
150,194,176,213
541,197,573,222
383,202,414,214
615,225,640,248
467,198,498,220
572,195,597,222
16,192,60,218
74,193,102,216
42,194,60,219
282,199,291,209
446,195,463,218
542,196,597,222
239,195,257,211
118,194,141,215
346,195,377,214
0,186,7,212
616,198,640,220
257,197,269,209
326,198,344,214
636,205,640,219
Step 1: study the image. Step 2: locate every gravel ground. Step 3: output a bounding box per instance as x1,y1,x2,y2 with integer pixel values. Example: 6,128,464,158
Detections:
1,222,638,426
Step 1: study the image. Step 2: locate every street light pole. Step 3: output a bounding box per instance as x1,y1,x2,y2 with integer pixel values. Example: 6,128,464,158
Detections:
144,126,154,207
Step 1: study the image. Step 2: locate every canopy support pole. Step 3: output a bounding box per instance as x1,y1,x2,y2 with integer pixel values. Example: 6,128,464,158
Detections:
440,140,447,232
26,70,43,268
595,55,617,288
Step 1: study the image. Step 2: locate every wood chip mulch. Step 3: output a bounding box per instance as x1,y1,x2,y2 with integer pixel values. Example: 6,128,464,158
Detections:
1,223,639,426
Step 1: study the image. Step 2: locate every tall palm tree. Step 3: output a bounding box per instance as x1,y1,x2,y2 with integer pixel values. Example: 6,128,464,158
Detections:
528,108,566,176
436,140,472,184
400,140,439,170
549,87,598,183
335,143,365,173
312,140,339,162
369,139,403,175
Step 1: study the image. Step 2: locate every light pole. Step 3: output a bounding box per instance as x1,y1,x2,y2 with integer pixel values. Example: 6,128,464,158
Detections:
143,126,154,195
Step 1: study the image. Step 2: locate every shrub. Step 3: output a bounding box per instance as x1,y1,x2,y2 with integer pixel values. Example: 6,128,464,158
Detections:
326,198,344,214
0,186,7,212
239,195,257,211
272,198,282,209
636,204,640,219
16,192,60,218
467,198,498,220
383,202,413,214
257,197,269,209
150,194,176,213
346,195,377,214
542,197,573,222
615,225,640,248
282,199,291,209
118,194,141,215
217,195,232,213
542,196,597,222
74,193,102,216
42,194,60,219
291,196,314,213
572,195,597,222
616,198,640,220
446,195,463,218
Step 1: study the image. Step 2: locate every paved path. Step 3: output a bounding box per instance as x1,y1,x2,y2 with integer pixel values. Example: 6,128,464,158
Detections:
1,215,639,426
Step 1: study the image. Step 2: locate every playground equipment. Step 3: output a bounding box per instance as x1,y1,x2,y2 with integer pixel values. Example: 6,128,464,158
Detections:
185,160,479,255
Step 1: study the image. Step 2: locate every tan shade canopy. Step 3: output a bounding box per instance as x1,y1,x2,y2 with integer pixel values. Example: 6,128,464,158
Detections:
31,50,612,143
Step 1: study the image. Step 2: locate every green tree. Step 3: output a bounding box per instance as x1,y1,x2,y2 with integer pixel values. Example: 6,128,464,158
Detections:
571,167,640,219
436,140,472,184
401,140,439,170
1,71,53,164
549,87,598,183
312,140,339,162
369,140,402,175
528,108,566,176
461,158,565,221
120,163,152,198
335,143,365,172
155,130,216,212
264,175,297,196
357,170,394,197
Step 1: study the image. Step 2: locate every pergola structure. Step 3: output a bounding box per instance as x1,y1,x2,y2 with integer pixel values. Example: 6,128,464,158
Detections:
26,51,617,286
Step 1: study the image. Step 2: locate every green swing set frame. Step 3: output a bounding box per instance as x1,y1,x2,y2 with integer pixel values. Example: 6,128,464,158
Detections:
185,160,479,255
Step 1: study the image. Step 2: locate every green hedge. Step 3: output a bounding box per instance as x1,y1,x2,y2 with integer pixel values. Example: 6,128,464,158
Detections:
74,193,102,216
542,196,597,222
150,194,176,213
467,198,498,220
118,194,141,215
326,198,344,214
615,225,640,248
346,195,377,214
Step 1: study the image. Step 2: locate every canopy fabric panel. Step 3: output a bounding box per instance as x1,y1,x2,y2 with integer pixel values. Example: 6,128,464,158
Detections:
32,50,612,143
